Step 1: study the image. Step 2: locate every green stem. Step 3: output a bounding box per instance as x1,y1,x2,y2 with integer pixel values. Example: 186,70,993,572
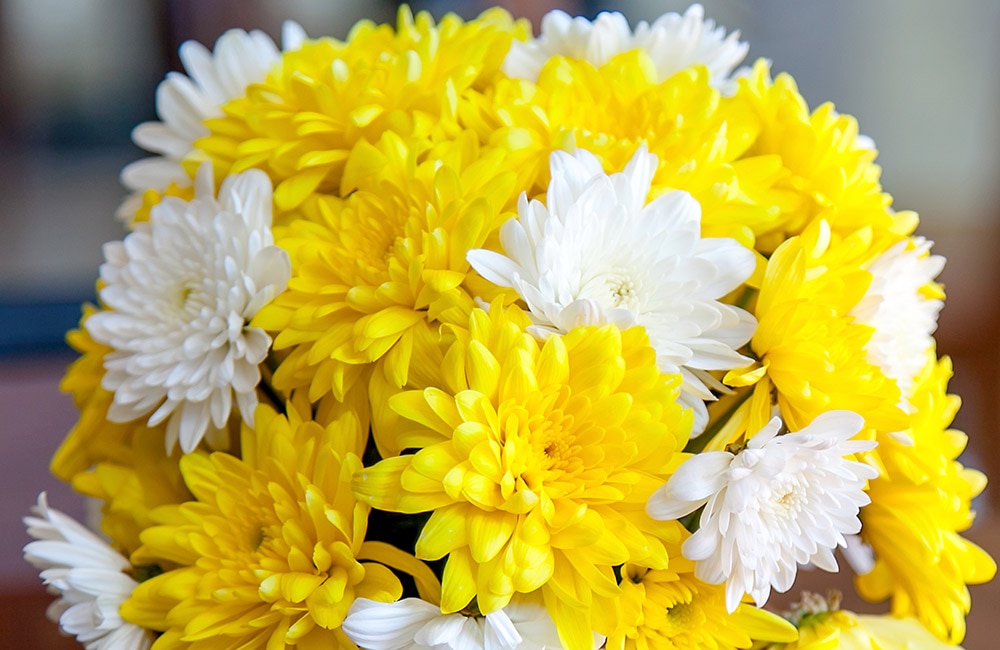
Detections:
684,387,753,455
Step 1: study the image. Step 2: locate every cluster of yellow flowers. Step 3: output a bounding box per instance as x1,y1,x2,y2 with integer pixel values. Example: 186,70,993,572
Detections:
32,5,994,650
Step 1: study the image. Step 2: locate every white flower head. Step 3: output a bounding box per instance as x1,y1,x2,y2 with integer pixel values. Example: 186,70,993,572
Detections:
646,411,879,613
87,164,291,453
23,493,152,650
342,597,601,650
467,146,756,434
502,5,748,91
850,236,944,407
117,25,294,219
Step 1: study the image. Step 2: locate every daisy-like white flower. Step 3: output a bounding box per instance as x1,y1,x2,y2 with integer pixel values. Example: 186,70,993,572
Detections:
118,26,285,219
86,165,291,453
342,598,602,650
467,146,756,433
646,411,879,613
850,236,944,408
23,493,151,650
502,5,748,90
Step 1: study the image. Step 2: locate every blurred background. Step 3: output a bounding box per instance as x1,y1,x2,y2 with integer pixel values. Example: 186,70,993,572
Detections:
2,0,998,646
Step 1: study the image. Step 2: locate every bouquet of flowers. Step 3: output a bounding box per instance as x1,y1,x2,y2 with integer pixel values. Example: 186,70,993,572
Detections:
23,4,996,649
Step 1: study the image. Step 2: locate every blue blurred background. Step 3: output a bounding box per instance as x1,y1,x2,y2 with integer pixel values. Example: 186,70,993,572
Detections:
2,1,998,646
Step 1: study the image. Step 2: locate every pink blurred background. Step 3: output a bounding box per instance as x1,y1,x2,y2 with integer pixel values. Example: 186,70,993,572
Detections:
2,0,998,646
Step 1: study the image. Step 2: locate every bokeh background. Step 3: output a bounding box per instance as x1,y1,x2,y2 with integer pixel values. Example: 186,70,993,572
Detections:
2,0,998,646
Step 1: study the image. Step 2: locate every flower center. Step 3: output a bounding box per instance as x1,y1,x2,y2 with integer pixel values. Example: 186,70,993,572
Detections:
579,268,643,313
609,276,638,309
530,408,574,470
768,479,805,516
665,601,696,629
171,279,202,312
342,201,408,287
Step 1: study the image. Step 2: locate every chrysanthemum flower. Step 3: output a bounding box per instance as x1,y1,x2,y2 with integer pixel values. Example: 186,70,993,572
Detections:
739,222,909,439
342,596,597,649
191,6,526,217
85,165,290,454
51,308,152,481
857,354,996,643
503,5,748,91
118,27,282,221
769,592,961,649
610,555,797,650
732,60,916,253
254,132,518,402
23,493,152,650
122,399,401,648
849,236,944,408
71,431,192,557
647,411,877,613
467,146,756,433
463,49,770,230
353,303,692,649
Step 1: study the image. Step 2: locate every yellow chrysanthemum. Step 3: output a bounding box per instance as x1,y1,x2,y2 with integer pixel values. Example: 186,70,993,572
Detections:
71,432,191,557
772,609,960,650
191,6,527,217
732,60,916,254
857,353,996,643
122,398,401,649
609,552,797,650
722,221,908,446
463,51,780,248
254,132,519,403
353,302,692,650
52,307,159,480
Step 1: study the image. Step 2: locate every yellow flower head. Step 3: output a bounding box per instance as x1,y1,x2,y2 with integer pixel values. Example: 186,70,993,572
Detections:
122,397,400,649
353,302,692,650
192,6,527,217
610,552,797,650
857,353,996,644
733,60,916,253
52,307,164,480
744,221,908,439
464,51,772,244
775,607,961,650
71,431,191,557
255,131,519,402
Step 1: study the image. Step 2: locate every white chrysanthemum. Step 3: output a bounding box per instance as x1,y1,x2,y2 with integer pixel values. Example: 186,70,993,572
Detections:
502,5,748,90
86,165,290,453
117,26,290,219
646,411,879,613
467,146,756,433
23,493,152,650
850,236,944,406
342,598,601,650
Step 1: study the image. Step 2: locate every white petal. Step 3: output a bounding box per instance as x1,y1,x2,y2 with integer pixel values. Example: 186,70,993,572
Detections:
22,495,151,650
119,157,190,192
467,248,523,290
342,598,441,649
282,20,308,51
